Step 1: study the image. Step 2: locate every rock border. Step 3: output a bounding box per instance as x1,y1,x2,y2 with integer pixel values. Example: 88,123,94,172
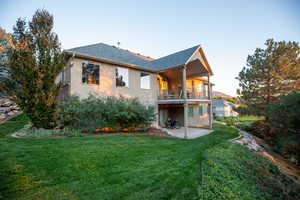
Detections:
232,127,300,184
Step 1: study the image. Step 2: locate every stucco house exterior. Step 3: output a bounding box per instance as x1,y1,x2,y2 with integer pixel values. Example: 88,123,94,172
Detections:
60,43,214,137
212,99,238,117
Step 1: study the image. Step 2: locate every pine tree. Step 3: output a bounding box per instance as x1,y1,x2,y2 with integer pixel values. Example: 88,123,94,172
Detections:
237,39,300,116
3,9,64,128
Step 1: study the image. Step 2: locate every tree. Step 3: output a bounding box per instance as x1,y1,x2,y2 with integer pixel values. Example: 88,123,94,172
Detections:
237,39,300,116
1,9,64,128
266,91,300,134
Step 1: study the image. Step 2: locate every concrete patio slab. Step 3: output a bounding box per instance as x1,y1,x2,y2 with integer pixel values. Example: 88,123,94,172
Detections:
162,127,214,139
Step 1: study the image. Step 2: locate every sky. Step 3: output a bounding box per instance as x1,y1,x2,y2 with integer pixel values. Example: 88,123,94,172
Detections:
1,0,300,96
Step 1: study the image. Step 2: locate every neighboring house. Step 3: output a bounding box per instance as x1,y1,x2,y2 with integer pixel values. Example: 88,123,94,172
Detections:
212,99,238,117
61,43,214,135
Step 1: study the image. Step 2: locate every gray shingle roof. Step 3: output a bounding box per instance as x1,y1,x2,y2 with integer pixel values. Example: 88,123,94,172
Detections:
68,43,200,71
68,43,149,67
145,45,199,70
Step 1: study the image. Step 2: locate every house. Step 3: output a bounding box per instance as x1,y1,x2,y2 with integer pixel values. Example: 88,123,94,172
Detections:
212,99,238,117
61,43,214,137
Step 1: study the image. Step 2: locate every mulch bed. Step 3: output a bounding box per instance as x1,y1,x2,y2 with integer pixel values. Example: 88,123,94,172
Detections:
89,128,173,137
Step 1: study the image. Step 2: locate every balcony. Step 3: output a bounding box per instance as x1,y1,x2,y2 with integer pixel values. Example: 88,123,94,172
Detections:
156,59,212,104
158,91,208,100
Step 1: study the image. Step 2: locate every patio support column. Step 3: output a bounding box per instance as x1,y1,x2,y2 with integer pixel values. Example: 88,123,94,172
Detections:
207,74,213,129
183,65,188,139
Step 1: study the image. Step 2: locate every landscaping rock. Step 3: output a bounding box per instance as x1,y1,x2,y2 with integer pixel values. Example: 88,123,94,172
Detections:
0,114,6,121
2,101,12,107
7,111,16,116
233,130,263,151
0,98,20,122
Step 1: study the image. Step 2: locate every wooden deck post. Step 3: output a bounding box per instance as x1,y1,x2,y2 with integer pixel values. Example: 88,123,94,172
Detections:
207,74,213,129
183,65,188,138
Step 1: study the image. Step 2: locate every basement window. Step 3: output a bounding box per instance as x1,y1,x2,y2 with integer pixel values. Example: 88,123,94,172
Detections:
82,62,99,84
141,72,150,89
116,67,129,87
188,106,194,117
199,105,204,116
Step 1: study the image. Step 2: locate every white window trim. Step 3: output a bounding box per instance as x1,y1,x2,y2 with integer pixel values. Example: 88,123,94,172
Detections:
140,72,151,90
116,66,129,88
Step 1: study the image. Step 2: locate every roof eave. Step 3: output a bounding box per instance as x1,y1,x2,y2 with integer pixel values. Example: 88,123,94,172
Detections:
63,50,157,73
184,45,213,76
156,64,184,73
198,47,214,76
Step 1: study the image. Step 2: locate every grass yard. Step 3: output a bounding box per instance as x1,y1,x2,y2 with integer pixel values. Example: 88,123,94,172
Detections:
215,115,265,130
216,115,264,123
0,114,298,200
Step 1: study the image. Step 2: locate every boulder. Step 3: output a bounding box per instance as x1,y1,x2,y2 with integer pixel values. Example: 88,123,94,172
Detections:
1,101,13,107
0,107,11,114
7,111,15,116
0,98,20,122
0,114,6,121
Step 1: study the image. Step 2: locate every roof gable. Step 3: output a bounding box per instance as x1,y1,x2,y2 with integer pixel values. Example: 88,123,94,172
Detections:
146,45,200,71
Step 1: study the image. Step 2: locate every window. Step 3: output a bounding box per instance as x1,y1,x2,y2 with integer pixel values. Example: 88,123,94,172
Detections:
116,67,129,87
199,105,204,116
199,105,208,116
197,82,203,93
82,62,99,84
141,72,150,89
188,106,194,117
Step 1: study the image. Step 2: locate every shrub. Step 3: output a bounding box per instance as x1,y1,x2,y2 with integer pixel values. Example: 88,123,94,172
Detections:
266,91,300,135
235,122,252,131
233,105,258,116
215,116,239,126
247,120,273,139
275,135,300,165
59,95,156,133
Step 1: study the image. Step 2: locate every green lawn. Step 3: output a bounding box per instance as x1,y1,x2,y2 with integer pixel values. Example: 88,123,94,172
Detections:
0,114,298,200
238,115,265,122
216,115,264,123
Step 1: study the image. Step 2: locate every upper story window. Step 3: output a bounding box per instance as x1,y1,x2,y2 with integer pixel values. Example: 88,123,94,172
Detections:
82,62,99,84
197,82,203,92
140,72,150,89
116,67,129,87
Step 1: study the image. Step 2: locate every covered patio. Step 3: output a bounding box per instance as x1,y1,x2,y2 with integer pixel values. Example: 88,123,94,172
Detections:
162,127,214,139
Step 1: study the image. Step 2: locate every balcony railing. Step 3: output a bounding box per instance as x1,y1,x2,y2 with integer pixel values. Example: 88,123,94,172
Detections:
158,91,209,100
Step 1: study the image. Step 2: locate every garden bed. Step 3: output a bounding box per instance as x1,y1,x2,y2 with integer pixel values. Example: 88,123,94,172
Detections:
11,124,172,139
99,127,172,137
